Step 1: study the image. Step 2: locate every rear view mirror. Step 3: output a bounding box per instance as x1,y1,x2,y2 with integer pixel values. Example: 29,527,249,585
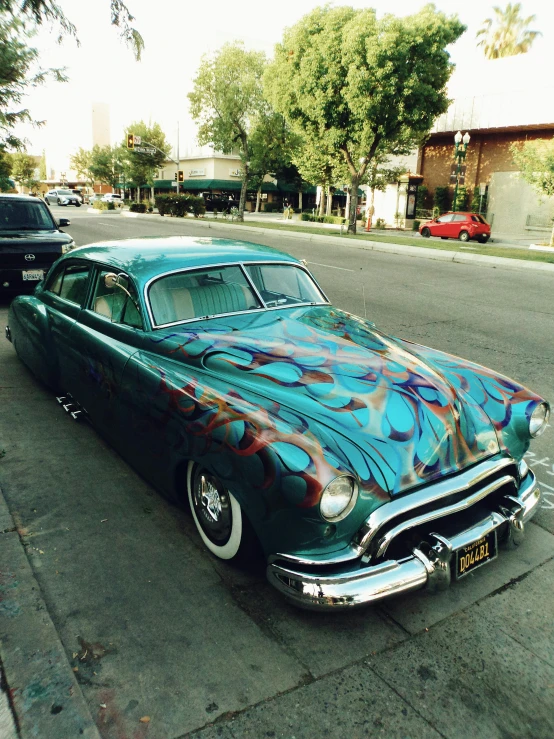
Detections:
58,218,71,227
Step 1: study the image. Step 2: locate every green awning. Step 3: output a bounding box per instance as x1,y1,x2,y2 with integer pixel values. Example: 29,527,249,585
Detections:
152,178,280,193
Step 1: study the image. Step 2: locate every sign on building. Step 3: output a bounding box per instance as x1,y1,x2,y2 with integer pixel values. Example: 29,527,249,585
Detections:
188,169,205,177
229,168,242,177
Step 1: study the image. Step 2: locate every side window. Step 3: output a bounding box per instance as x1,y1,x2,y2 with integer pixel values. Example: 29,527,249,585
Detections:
92,270,143,329
46,263,90,305
452,214,467,222
437,214,453,223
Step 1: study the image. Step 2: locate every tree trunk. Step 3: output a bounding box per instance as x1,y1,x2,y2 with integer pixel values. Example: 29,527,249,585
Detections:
237,139,248,222
347,175,360,234
255,186,261,212
326,187,332,216
318,186,325,217
298,190,303,212
550,221,554,247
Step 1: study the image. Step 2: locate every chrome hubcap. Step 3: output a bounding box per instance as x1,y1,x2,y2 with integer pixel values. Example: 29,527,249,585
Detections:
200,475,222,522
192,468,233,545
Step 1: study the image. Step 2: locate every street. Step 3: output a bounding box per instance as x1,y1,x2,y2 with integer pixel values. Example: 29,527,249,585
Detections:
1,208,553,739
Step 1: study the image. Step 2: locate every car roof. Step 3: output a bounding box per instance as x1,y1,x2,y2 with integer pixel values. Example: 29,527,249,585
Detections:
68,237,301,284
0,193,43,202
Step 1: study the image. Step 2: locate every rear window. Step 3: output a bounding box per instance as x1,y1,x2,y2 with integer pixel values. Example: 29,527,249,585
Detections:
0,199,56,231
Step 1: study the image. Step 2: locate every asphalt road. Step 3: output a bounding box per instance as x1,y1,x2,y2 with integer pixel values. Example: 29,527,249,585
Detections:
0,206,553,739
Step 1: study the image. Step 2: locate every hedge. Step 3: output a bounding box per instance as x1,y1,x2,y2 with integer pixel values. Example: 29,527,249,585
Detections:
301,213,345,225
129,202,147,213
155,193,206,218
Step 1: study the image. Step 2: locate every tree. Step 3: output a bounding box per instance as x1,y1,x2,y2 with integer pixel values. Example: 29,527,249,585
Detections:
0,1,142,150
122,121,171,195
90,145,127,190
188,42,266,221
70,147,95,190
265,5,465,233
511,139,554,245
364,158,406,226
10,150,38,191
248,110,298,212
476,3,540,59
293,139,342,217
38,149,46,180
0,146,13,191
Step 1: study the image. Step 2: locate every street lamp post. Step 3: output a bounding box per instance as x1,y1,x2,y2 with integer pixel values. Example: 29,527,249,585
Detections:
452,130,470,211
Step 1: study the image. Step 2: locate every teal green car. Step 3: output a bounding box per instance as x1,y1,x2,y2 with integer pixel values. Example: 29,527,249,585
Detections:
5,237,550,609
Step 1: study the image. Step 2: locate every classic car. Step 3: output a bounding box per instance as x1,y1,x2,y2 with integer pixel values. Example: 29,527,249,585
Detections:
419,212,491,243
5,237,549,609
0,193,75,295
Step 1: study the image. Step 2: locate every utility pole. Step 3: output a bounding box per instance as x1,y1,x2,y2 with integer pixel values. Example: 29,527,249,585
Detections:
176,121,180,195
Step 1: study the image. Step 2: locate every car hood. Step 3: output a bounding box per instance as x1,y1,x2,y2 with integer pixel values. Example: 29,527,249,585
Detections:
0,230,70,248
151,305,502,496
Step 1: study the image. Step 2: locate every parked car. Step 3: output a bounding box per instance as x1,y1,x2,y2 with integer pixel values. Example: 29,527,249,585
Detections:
419,212,491,243
88,193,104,206
0,193,75,295
6,238,549,609
70,189,84,203
101,193,123,207
44,189,82,207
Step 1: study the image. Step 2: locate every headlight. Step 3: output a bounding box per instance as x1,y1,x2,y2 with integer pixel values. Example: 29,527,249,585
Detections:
61,240,76,253
530,402,550,438
320,475,358,521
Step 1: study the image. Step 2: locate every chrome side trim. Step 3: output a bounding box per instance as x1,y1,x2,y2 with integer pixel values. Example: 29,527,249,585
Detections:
354,457,516,555
374,474,516,559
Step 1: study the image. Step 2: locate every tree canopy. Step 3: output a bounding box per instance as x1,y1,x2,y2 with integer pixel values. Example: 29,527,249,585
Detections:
188,42,266,220
476,3,540,59
122,121,171,188
264,4,465,232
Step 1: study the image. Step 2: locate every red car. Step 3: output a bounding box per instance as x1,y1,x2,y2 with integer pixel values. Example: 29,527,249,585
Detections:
419,212,491,243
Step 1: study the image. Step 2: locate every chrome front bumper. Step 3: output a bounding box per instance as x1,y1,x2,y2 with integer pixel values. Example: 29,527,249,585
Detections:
267,467,541,610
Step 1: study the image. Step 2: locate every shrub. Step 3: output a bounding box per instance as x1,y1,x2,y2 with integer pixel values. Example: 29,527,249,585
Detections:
412,219,421,231
154,193,206,218
107,201,115,210
375,218,386,229
129,202,147,213
416,185,429,210
300,213,345,225
263,201,282,212
92,200,108,211
433,185,450,214
454,186,469,211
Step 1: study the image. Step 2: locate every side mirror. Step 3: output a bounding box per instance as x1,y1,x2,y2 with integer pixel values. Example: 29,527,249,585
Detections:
104,272,119,289
58,218,71,227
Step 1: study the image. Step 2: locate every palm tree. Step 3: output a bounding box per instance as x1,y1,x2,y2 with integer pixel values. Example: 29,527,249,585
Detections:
476,3,541,59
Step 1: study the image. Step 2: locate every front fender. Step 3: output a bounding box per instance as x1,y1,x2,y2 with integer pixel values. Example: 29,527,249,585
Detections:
8,296,60,389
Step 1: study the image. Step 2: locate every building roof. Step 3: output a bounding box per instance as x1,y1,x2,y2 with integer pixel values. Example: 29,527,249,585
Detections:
69,237,299,283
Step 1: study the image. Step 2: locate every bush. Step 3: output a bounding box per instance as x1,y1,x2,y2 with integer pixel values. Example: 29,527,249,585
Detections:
454,186,469,211
107,201,115,210
92,200,108,211
300,213,345,225
129,202,147,213
412,219,421,231
374,218,386,229
154,193,206,218
416,185,429,210
263,201,283,212
433,185,450,215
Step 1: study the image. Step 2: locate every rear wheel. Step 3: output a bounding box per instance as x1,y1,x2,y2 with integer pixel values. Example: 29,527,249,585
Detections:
421,227,431,238
187,462,258,562
458,230,470,242
57,198,62,205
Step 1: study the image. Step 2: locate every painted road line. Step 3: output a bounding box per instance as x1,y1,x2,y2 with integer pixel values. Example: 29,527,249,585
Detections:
307,261,355,272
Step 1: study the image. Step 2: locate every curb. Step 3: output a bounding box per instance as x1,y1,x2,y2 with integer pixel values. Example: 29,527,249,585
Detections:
0,485,101,738
118,211,554,274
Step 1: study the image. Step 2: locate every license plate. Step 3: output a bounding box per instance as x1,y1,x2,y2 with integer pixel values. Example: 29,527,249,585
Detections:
456,531,497,579
22,270,44,281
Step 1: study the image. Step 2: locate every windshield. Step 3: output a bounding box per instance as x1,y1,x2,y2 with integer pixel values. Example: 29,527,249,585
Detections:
245,263,326,307
57,190,74,196
148,262,327,327
0,199,56,231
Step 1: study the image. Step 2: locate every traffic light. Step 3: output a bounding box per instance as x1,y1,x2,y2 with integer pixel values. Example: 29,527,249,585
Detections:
178,170,184,182
127,134,134,149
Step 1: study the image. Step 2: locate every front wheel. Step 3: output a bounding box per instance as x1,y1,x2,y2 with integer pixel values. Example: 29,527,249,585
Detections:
187,462,257,561
478,235,489,244
75,202,81,207
421,227,431,238
458,230,470,242
57,198,62,205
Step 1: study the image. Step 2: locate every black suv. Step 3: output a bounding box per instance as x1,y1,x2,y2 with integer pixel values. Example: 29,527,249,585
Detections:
0,194,75,296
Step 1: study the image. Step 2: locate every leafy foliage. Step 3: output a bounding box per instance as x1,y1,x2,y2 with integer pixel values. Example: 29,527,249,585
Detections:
70,147,95,189
188,42,266,221
122,121,171,188
154,194,206,218
10,150,37,189
433,185,451,214
512,139,554,244
90,145,126,190
476,3,540,59
265,5,465,233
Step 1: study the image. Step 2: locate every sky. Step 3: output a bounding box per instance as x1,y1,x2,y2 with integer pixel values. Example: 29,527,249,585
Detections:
13,0,554,174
